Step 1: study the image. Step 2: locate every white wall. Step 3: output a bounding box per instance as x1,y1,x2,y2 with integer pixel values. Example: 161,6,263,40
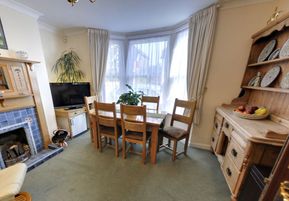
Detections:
63,30,92,83
40,28,92,83
39,27,65,82
0,3,57,141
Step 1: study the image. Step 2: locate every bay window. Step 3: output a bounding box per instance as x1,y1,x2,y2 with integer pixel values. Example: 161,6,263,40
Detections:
102,28,189,112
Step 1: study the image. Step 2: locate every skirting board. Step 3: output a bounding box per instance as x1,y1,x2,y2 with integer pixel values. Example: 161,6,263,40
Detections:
189,142,211,151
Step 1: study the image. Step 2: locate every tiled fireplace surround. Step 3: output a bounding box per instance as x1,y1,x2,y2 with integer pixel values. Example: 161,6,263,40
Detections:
0,107,42,168
0,107,62,170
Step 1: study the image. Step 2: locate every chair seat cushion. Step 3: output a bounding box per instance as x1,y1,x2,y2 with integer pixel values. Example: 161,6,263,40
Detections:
160,126,188,140
0,163,27,201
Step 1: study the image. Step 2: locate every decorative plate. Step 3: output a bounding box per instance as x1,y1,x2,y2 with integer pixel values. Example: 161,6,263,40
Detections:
268,48,280,60
280,72,289,89
260,66,281,87
258,39,277,62
248,75,257,86
233,110,269,120
280,38,289,58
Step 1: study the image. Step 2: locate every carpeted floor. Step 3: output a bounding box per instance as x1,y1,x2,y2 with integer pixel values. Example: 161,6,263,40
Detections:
22,131,230,201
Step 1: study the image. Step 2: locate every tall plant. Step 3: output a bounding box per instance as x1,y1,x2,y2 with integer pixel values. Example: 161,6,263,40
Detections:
52,50,84,82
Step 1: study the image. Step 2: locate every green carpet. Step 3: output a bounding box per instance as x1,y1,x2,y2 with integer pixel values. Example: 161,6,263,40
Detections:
22,131,230,201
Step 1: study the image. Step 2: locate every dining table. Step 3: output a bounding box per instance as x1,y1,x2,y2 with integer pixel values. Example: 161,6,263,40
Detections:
89,111,166,164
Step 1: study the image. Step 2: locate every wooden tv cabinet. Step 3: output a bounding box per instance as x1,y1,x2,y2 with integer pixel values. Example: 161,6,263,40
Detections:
54,107,88,137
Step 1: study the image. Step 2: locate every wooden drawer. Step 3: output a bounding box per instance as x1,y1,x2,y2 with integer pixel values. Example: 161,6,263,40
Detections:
213,113,223,134
68,109,85,118
211,129,220,152
222,119,233,138
222,156,240,193
226,138,245,171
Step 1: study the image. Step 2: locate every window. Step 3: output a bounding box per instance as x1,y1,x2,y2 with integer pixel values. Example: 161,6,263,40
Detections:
126,37,170,97
165,30,189,112
102,40,125,102
103,29,189,112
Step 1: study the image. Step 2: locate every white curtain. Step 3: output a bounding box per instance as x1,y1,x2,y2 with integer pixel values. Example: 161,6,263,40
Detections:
126,36,170,111
88,28,110,100
165,29,189,113
102,40,126,103
187,5,217,124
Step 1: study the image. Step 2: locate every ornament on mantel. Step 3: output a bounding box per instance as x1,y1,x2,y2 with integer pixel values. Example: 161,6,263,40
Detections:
267,7,282,24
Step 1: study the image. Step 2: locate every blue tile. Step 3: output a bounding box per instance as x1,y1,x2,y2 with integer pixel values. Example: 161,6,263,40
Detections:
13,111,20,118
20,111,27,117
6,112,14,120
27,109,33,114
16,118,22,123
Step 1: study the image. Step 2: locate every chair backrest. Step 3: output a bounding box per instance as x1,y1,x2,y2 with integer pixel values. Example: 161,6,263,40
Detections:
94,101,117,131
84,96,97,114
141,96,160,113
120,104,147,139
170,98,196,133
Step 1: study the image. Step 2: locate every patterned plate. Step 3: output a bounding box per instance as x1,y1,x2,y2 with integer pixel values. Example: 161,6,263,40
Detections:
280,38,289,58
268,48,280,60
248,76,257,86
258,39,276,62
260,66,281,87
281,72,289,89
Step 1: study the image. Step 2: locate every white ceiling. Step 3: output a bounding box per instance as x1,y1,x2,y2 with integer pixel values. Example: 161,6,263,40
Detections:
13,0,218,32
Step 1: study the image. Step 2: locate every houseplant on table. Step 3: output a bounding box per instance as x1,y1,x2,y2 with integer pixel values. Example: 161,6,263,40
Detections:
117,84,144,105
52,50,84,82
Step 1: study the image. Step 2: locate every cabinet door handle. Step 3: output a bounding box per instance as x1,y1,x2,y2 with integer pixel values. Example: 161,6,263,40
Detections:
231,148,238,157
226,168,232,177
225,122,229,129
212,137,215,142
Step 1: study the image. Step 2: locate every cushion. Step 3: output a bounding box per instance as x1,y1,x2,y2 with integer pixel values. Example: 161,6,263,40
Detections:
0,163,27,201
161,126,188,140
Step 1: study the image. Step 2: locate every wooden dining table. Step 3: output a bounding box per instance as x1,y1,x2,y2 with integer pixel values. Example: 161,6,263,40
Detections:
89,111,166,164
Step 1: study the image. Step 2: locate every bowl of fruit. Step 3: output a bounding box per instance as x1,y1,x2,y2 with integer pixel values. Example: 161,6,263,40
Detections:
233,105,269,120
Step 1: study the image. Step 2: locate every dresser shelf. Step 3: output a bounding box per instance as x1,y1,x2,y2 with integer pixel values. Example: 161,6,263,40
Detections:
242,86,289,94
247,56,289,67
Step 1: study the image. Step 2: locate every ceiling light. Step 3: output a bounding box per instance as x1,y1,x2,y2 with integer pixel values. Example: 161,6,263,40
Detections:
67,0,96,6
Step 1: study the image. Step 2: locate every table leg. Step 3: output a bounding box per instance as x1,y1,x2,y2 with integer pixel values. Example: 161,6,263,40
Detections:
91,116,99,149
150,125,159,164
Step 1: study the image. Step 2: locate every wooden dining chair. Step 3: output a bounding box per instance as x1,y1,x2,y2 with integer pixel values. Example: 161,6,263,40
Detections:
159,98,196,161
84,95,97,142
94,101,122,157
141,95,160,113
120,104,150,164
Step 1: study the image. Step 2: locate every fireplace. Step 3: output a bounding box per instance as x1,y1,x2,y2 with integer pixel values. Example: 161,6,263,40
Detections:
0,107,42,169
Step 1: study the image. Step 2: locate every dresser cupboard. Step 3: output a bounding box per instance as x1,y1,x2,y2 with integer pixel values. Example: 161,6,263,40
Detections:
211,13,289,200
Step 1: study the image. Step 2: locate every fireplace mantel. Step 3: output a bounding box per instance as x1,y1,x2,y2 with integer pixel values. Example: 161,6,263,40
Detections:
0,54,51,148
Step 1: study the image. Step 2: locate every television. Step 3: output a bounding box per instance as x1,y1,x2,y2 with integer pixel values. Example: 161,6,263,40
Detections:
50,82,91,109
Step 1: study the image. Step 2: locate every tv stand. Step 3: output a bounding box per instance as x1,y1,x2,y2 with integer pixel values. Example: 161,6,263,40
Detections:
64,106,82,110
54,107,88,137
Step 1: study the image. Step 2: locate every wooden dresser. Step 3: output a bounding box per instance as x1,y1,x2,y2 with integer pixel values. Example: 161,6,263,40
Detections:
211,13,289,200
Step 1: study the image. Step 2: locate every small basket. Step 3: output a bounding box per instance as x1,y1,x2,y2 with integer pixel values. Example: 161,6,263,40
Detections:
4,150,30,167
233,110,269,120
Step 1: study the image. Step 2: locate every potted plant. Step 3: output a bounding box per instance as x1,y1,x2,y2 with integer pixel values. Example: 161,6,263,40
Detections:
52,50,84,82
117,84,144,105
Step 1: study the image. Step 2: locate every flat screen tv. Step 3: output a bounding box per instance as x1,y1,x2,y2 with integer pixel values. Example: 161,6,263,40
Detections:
50,82,91,109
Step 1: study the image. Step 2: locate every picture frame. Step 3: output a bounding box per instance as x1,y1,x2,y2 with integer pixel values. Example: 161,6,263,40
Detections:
0,18,8,50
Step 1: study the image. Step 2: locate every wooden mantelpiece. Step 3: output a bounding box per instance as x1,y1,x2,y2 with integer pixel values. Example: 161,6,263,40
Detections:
0,55,51,148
